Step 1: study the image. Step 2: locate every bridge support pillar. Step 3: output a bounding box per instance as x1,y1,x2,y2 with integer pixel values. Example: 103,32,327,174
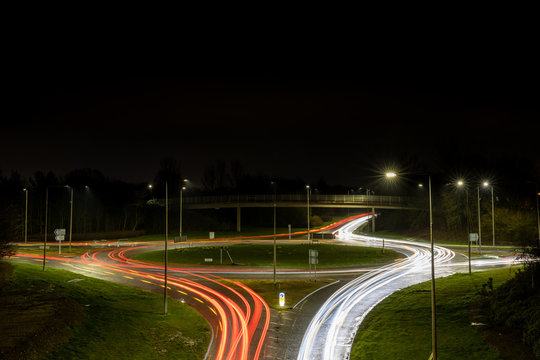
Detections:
372,208,376,232
236,207,241,232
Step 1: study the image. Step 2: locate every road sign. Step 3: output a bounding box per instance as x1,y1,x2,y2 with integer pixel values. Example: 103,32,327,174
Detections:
54,229,66,236
469,233,479,242
174,235,188,243
209,232,215,239
55,235,65,241
309,249,319,265
279,292,285,307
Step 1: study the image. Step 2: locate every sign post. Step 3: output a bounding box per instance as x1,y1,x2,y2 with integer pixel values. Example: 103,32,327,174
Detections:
309,249,319,281
55,229,66,254
279,292,285,307
468,233,478,275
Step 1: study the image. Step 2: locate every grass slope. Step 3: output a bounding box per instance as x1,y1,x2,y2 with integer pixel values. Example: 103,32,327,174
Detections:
350,267,518,360
0,262,210,360
227,279,335,309
134,243,400,268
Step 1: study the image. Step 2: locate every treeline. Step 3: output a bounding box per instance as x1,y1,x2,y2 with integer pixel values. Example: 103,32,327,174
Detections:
1,156,538,249
376,180,539,246
0,158,353,248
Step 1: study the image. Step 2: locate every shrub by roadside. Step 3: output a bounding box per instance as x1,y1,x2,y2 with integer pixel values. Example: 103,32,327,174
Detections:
485,265,540,358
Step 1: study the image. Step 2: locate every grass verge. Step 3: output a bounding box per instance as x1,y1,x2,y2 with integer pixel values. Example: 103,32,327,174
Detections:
224,279,335,310
350,267,519,360
134,243,400,268
0,262,210,360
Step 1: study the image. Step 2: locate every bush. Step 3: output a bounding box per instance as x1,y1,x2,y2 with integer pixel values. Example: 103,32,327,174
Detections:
486,265,540,358
310,215,324,227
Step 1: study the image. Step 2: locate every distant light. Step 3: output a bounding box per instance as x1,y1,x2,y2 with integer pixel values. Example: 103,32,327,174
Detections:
183,179,189,182
23,188,27,191
385,172,397,178
181,186,186,190
148,184,153,189
418,183,423,188
483,181,490,187
306,185,310,189
457,180,464,187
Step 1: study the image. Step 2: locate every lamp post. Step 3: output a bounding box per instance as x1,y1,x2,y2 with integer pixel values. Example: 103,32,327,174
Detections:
43,187,48,271
164,182,169,315
535,184,540,245
483,182,496,247
457,180,472,275
179,183,186,237
476,181,492,253
306,185,311,242
386,171,437,360
271,181,277,285
23,188,28,244
66,185,74,252
477,185,483,255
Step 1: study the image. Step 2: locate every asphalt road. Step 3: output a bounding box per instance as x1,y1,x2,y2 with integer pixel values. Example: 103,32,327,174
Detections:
10,213,519,360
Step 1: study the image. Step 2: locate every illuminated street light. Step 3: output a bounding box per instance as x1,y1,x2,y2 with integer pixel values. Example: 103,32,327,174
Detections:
164,182,169,315
482,181,496,247
456,180,472,275
23,188,28,244
384,171,437,360
271,181,277,285
306,185,311,241
476,181,494,253
65,185,74,252
179,184,187,237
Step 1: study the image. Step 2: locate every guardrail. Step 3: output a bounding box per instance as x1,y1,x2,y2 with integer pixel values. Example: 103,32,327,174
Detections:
183,194,410,206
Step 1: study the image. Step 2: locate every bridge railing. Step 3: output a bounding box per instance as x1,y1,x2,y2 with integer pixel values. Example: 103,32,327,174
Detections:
183,194,410,206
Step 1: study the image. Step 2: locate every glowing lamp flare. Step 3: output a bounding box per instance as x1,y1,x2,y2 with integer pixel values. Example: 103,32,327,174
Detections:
385,172,397,178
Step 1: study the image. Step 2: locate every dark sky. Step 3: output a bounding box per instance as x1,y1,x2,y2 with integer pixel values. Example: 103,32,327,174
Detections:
3,25,539,187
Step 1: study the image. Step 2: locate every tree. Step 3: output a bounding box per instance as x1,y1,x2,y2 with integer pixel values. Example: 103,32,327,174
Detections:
153,157,181,198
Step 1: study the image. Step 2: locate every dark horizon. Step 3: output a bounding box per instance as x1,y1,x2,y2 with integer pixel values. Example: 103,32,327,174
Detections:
4,61,539,187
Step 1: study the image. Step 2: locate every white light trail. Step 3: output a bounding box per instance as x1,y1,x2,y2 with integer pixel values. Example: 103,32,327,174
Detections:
297,215,456,360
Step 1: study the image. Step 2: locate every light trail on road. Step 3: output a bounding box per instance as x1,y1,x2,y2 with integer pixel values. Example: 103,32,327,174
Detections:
297,214,458,360
12,215,371,360
14,247,270,360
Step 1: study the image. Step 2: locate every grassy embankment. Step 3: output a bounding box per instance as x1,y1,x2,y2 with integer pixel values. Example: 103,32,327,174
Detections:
0,262,210,360
133,243,401,268
350,267,523,360
222,279,336,310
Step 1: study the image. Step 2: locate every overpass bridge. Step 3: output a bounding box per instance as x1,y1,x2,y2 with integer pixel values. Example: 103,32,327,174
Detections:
182,194,418,232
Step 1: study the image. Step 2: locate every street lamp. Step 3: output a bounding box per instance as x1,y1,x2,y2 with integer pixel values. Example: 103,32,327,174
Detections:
476,181,493,254
179,183,187,237
306,185,311,241
457,180,472,275
386,171,437,360
482,182,496,247
23,188,28,244
65,185,74,252
164,182,169,315
271,181,277,285
43,187,48,271
537,185,540,245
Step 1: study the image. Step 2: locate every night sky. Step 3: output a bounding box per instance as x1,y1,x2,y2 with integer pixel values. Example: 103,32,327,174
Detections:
4,28,539,188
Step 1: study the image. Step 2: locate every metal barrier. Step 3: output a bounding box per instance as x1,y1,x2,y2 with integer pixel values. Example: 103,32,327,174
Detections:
183,194,410,207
